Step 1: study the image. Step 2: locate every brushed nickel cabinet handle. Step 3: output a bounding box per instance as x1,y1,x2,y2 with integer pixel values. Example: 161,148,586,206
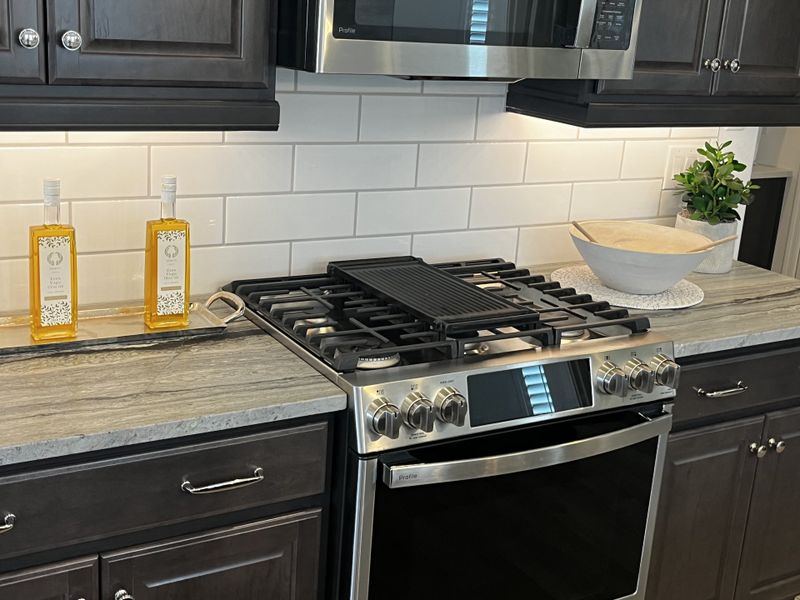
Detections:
115,590,134,600
724,58,741,73
704,57,722,72
749,443,768,458
18,28,40,49
61,30,83,51
181,467,264,495
768,437,787,454
693,381,748,399
0,513,15,535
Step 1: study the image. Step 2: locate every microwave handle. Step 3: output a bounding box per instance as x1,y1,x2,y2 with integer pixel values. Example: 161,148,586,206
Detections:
572,0,599,48
382,412,671,489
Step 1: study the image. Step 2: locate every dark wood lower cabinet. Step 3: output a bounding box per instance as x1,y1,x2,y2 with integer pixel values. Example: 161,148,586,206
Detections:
101,510,322,600
735,407,800,600
647,417,765,600
0,555,98,600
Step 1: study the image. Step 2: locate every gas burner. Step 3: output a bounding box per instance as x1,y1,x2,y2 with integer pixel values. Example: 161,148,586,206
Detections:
561,328,588,339
356,354,402,370
293,317,336,339
464,342,491,356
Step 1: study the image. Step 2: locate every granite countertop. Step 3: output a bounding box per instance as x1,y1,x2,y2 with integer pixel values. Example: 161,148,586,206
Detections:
0,326,346,467
542,261,800,358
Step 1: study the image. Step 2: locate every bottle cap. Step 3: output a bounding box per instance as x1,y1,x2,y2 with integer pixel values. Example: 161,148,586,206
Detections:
161,175,177,193
43,178,61,206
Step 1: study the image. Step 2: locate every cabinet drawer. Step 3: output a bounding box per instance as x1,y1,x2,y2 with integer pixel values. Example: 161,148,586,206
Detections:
675,348,800,425
0,422,327,561
101,510,321,600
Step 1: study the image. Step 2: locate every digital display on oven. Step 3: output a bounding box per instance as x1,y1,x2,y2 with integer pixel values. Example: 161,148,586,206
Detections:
467,359,592,427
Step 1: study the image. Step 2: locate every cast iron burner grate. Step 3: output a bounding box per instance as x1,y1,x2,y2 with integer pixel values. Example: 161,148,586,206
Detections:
224,257,650,373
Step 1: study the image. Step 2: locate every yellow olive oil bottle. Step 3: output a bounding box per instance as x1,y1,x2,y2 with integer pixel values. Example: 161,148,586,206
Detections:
144,175,190,329
29,179,78,341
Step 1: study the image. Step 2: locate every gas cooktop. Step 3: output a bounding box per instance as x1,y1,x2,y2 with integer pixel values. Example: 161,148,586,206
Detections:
225,256,651,374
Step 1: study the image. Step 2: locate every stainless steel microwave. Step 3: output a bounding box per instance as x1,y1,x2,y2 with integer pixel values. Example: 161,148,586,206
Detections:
277,0,643,80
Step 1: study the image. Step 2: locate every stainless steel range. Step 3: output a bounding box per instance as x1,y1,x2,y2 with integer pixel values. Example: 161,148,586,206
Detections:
226,257,679,600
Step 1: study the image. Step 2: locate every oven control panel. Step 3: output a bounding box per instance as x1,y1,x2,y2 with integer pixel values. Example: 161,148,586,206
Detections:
591,0,636,50
352,339,678,454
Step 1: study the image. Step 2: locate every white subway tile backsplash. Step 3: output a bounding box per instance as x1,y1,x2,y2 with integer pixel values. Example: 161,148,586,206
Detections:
621,140,673,179
477,97,578,141
412,229,518,263
291,236,411,274
78,252,144,307
226,193,355,243
72,197,223,252
226,94,360,143
0,259,29,312
68,132,223,144
0,132,66,144
526,141,624,183
360,96,477,142
579,128,671,140
418,143,526,187
151,145,293,196
671,127,719,139
72,199,158,252
0,146,147,202
192,243,291,294
0,204,41,258
294,144,418,191
297,72,421,94
0,75,762,311
470,184,572,228
571,180,662,220
422,81,508,96
659,190,684,217
357,188,470,235
517,225,582,266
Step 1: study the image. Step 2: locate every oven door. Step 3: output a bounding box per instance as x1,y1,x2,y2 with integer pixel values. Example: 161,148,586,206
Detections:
316,0,641,78
349,407,671,600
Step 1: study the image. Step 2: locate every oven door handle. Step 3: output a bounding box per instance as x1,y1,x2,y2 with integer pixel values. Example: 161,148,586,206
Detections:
382,413,672,489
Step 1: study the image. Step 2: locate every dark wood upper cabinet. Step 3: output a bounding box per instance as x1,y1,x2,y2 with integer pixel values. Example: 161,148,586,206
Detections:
0,0,46,84
599,0,725,96
47,0,273,88
647,417,764,600
0,556,98,600
735,407,800,600
714,0,800,97
101,511,322,600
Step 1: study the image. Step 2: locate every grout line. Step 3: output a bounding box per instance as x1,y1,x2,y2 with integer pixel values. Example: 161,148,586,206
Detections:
522,142,531,183
356,95,364,142
353,192,360,236
472,97,480,141
467,187,474,229
221,196,228,244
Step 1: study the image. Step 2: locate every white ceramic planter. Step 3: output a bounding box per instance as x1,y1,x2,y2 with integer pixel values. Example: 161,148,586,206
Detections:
675,211,738,274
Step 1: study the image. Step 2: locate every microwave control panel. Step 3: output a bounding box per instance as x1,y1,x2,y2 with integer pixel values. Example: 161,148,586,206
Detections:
591,0,636,50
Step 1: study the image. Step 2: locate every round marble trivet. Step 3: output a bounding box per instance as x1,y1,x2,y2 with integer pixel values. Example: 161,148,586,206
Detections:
550,265,704,310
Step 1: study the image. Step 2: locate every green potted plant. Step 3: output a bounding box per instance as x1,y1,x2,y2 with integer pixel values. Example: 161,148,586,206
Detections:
673,141,758,274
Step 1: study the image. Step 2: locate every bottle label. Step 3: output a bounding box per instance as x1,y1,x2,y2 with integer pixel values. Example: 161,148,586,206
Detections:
156,230,187,316
38,236,73,328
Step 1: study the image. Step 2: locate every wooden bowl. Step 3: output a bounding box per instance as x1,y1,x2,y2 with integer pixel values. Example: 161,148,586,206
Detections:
569,221,712,294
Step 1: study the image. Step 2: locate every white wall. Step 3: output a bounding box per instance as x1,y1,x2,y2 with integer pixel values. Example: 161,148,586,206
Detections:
0,69,759,312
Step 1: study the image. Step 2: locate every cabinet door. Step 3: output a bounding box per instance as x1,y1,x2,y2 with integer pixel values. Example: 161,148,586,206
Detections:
735,407,800,600
646,417,764,600
47,0,273,88
101,510,321,600
0,0,45,84
598,0,725,96
0,556,98,600
715,0,800,97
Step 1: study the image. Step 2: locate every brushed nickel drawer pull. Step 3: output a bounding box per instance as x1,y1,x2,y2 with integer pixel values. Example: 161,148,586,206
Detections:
115,590,134,600
181,467,264,495
693,381,748,399
0,513,15,535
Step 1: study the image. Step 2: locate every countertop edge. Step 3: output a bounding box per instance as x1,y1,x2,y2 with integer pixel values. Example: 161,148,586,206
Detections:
0,392,347,468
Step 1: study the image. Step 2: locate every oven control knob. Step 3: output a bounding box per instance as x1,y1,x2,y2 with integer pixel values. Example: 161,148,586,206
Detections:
434,386,468,427
624,358,656,394
650,354,681,389
401,392,435,433
596,361,628,397
367,397,401,439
